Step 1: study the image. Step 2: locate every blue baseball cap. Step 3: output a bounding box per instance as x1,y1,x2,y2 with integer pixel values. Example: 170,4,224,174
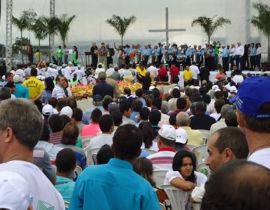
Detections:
235,76,270,119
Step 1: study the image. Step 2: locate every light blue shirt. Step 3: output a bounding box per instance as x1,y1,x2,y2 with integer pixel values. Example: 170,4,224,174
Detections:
14,83,30,98
69,158,160,210
56,176,75,204
145,48,152,56
250,47,256,56
222,48,229,58
185,47,192,57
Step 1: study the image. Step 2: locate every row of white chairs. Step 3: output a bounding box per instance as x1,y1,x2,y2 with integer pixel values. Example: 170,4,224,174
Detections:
160,185,201,210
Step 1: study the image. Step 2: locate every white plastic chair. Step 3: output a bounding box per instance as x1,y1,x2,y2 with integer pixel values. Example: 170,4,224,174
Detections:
192,145,208,166
160,185,190,210
153,170,167,187
197,163,211,178
81,136,93,149
198,129,210,145
85,147,101,165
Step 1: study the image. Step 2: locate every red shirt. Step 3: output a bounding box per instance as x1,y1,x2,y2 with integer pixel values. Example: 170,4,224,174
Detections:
170,65,180,82
158,67,168,80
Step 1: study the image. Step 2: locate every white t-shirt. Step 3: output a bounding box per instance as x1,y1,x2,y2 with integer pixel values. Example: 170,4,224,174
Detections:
0,160,65,210
256,47,262,55
232,75,244,85
106,67,115,77
52,84,66,99
248,148,270,169
95,68,105,78
72,68,86,81
189,65,200,80
210,119,227,136
47,67,59,79
210,113,221,121
147,65,158,78
88,133,113,150
164,170,207,187
62,66,73,80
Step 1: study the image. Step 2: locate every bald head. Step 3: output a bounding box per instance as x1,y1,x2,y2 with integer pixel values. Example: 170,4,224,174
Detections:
176,112,190,126
201,160,270,210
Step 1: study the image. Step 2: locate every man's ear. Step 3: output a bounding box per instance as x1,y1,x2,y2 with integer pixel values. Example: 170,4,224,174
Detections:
236,111,246,129
223,148,236,162
3,127,13,143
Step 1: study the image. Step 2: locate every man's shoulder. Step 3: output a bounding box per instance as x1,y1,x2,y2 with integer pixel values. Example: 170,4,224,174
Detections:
147,150,175,159
248,148,270,169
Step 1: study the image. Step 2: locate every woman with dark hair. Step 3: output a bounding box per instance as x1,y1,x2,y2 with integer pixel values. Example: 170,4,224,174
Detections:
164,150,207,191
63,77,72,98
133,157,156,187
41,77,55,104
139,121,158,152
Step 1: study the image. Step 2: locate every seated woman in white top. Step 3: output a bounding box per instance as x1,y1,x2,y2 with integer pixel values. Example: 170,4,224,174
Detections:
164,150,207,191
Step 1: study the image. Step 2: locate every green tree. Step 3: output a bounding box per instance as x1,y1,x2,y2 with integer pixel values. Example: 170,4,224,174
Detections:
106,15,136,46
12,15,28,63
252,3,270,63
44,16,59,61
22,9,37,31
56,14,76,47
12,37,30,56
191,16,231,44
32,17,48,62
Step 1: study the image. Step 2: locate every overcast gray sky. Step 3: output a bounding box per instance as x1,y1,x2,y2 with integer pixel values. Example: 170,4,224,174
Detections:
0,0,268,46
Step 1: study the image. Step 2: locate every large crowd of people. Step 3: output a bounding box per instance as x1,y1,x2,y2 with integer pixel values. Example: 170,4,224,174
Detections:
0,39,269,210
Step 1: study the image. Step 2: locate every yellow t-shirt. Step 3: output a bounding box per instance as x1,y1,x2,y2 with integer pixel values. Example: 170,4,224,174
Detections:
136,66,147,77
23,76,45,100
183,70,193,81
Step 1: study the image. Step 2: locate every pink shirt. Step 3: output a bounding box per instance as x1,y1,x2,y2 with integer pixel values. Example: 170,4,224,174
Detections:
81,123,101,137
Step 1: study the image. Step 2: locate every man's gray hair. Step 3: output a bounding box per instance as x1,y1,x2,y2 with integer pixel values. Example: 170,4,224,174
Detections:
0,99,43,149
221,104,233,118
176,111,190,126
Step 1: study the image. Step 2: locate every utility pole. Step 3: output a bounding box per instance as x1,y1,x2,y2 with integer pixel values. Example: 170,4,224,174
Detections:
245,0,251,43
49,0,55,61
6,0,13,71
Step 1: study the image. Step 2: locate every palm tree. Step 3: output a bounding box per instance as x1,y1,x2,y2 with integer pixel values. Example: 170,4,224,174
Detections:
191,16,231,44
106,15,136,46
32,17,48,62
252,3,270,63
44,16,59,61
13,9,37,64
22,9,37,32
56,14,76,47
12,15,28,63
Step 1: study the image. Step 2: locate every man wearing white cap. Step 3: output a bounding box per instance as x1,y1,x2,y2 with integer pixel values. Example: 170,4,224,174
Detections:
175,127,189,151
147,124,176,170
13,74,29,99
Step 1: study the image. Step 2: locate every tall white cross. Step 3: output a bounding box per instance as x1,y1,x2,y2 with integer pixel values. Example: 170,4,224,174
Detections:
149,7,186,46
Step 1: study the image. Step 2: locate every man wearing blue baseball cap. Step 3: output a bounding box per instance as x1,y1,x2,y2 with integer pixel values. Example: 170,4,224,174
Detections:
235,76,270,169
